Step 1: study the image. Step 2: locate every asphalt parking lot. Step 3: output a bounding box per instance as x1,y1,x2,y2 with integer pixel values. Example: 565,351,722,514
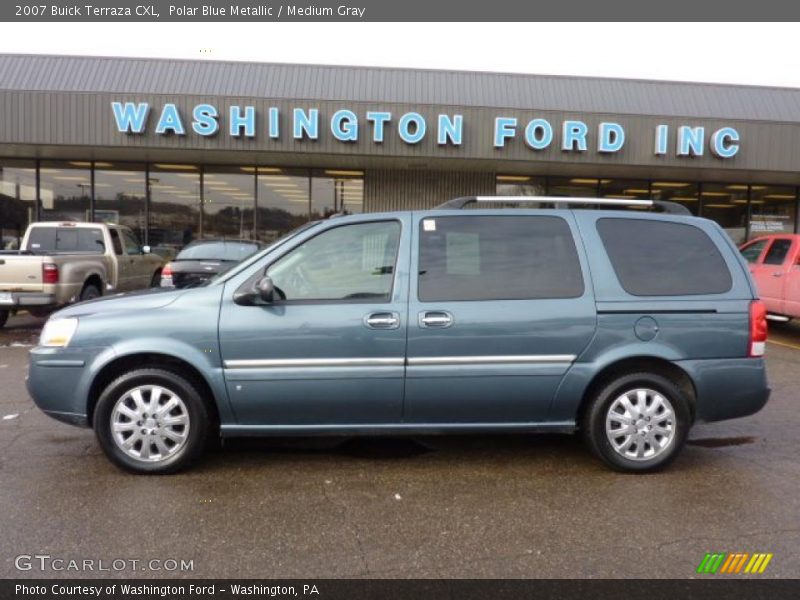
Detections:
1,312,799,579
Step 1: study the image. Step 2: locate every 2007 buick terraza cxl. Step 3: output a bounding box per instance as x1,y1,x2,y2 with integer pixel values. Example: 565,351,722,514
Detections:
27,196,770,474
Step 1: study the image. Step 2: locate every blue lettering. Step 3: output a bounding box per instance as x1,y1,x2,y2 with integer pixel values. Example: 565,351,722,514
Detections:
598,122,625,153
229,106,256,137
293,108,319,140
710,127,740,158
331,109,358,142
437,114,463,146
111,102,150,133
524,119,553,150
192,104,219,136
654,124,669,155
494,117,517,148
268,107,279,139
398,112,426,144
155,103,185,135
562,121,588,151
677,126,705,156
366,111,392,143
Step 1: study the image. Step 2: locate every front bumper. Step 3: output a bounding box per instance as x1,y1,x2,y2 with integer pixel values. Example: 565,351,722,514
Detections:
677,357,770,423
27,345,111,427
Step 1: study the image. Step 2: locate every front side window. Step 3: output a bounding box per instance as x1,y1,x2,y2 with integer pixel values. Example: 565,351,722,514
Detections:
417,215,584,302
763,239,794,266
267,221,401,302
740,239,769,264
597,218,732,296
120,229,142,255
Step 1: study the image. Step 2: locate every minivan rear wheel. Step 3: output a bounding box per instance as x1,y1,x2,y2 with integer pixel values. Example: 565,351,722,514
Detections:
94,368,210,474
582,372,690,473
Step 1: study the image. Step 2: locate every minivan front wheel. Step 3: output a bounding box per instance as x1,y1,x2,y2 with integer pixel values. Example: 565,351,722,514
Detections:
94,368,209,474
582,372,690,473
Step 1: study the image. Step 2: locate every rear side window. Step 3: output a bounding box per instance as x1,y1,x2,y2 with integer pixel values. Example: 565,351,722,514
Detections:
763,239,793,265
597,218,732,296
27,227,105,254
418,215,584,302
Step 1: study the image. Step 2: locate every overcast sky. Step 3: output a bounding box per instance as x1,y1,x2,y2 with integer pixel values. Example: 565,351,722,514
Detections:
1,22,799,88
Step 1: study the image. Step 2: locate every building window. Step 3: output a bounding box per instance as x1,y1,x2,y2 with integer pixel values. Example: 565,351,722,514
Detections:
700,183,748,244
749,185,797,238
0,159,37,250
256,167,312,243
548,177,603,198
148,164,201,258
203,166,256,241
312,169,364,219
39,160,92,222
495,175,546,197
650,181,700,215
94,162,147,244
599,179,651,202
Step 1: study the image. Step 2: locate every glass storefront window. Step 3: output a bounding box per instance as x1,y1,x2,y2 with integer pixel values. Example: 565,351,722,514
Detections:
203,166,256,241
0,159,37,250
93,162,147,244
749,185,797,238
148,164,201,258
495,175,546,197
599,179,650,200
701,183,748,244
548,177,603,198
312,169,364,219
39,160,91,222
650,181,700,215
256,167,311,243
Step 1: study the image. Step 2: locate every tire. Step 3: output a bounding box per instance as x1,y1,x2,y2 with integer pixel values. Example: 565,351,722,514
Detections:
79,283,101,302
150,270,162,288
581,372,691,473
0,309,8,329
93,368,210,474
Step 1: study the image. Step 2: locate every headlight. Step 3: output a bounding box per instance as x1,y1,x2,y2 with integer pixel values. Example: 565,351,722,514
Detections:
39,318,78,348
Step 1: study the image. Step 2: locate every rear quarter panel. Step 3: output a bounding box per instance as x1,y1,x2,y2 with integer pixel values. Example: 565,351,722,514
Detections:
549,213,757,422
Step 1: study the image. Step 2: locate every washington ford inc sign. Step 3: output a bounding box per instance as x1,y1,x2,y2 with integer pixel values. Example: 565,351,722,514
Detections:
111,102,741,158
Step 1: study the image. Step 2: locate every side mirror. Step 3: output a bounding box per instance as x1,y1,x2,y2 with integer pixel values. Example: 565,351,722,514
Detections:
142,245,151,254
234,275,276,306
256,276,276,303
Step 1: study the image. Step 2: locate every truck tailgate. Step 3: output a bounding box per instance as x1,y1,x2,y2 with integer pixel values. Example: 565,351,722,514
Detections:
0,255,44,292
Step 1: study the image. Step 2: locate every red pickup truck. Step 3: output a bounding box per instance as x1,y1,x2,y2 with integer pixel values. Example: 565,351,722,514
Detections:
740,234,800,321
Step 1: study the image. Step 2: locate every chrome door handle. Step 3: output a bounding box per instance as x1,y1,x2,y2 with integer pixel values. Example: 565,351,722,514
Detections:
419,311,454,328
773,272,784,277
364,312,400,329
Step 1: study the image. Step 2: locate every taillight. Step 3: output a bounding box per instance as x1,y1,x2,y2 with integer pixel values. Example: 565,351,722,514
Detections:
749,300,768,357
42,262,59,285
160,263,174,287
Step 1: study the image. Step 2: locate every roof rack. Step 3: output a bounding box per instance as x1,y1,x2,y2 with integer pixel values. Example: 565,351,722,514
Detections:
435,195,691,215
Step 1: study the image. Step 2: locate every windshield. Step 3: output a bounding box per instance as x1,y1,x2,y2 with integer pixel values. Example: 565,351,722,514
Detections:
208,221,322,285
176,241,260,262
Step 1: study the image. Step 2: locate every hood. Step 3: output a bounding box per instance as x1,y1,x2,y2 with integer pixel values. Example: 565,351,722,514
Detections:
53,287,186,319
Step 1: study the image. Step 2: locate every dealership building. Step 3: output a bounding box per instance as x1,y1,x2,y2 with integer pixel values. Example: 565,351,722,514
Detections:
2,53,800,251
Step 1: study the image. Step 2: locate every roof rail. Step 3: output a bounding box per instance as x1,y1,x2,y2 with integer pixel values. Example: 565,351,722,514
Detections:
435,195,691,216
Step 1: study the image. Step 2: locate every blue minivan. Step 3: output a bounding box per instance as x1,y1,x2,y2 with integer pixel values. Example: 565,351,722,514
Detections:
27,197,770,474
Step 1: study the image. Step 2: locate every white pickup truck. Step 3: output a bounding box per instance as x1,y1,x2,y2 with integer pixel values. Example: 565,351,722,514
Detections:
0,222,165,327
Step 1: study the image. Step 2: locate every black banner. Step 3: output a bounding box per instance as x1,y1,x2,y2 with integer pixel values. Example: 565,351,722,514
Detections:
3,580,799,600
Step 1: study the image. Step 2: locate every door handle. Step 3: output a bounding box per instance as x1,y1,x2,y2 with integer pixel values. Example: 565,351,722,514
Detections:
364,312,400,330
419,311,454,328
773,272,784,277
